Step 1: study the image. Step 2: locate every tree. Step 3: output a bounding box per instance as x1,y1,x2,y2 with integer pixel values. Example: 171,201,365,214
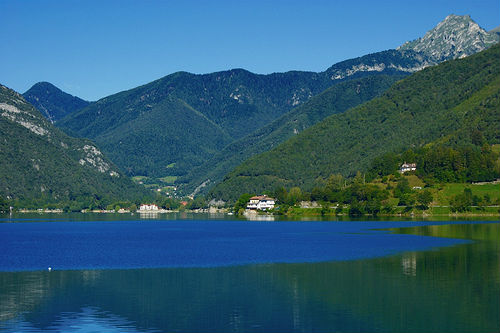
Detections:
394,177,412,198
365,198,381,215
0,196,9,213
471,129,485,146
450,188,473,212
416,190,433,210
326,174,345,190
273,187,287,205
234,193,254,214
187,196,207,210
353,171,365,185
287,187,302,206
348,199,364,216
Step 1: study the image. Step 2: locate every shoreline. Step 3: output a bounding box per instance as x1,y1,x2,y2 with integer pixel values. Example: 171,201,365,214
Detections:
6,209,498,220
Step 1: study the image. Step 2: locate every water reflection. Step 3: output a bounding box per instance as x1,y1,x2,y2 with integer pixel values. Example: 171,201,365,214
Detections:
1,223,498,332
243,213,275,221
2,306,161,333
401,252,417,276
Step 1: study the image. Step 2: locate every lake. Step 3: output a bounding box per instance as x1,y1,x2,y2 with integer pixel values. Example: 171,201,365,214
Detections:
0,214,498,332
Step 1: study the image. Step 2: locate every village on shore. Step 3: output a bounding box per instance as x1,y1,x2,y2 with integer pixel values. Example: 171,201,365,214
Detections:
6,161,500,219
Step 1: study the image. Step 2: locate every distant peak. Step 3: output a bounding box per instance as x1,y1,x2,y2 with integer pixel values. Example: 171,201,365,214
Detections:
22,81,90,122
444,14,470,20
398,14,499,61
490,25,500,34
26,81,63,94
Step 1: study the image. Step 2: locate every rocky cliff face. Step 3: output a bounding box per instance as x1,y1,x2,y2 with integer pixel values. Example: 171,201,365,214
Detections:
1,85,117,177
398,14,499,61
0,84,153,203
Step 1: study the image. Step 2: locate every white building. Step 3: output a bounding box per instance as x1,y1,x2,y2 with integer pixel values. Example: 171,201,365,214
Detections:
247,195,275,211
400,162,417,173
139,204,159,211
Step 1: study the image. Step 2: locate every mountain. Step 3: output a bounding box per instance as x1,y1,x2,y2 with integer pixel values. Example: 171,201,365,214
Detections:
57,69,327,177
209,45,500,202
180,74,404,196
491,26,500,37
398,14,499,61
323,49,432,81
0,84,148,206
57,14,496,185
181,15,499,195
57,68,413,178
23,82,90,123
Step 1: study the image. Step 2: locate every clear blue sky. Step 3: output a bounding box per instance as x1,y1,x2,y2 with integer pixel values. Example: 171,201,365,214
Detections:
1,0,498,101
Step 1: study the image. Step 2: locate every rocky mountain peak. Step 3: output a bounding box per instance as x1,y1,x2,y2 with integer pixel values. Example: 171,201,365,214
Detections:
398,14,499,61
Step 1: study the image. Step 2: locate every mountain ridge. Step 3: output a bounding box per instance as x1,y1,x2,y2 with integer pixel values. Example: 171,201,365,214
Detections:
54,14,498,188
208,45,500,201
58,59,417,178
179,74,404,195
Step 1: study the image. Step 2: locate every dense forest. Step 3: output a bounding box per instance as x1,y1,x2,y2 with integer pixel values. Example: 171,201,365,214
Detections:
367,142,499,183
232,138,499,216
56,47,435,180
209,44,500,202
180,74,405,194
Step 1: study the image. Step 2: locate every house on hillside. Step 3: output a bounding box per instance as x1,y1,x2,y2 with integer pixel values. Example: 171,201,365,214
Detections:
399,162,417,173
247,195,275,211
139,204,159,211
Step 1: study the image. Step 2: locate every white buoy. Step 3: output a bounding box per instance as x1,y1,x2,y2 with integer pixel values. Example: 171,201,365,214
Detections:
48,267,52,272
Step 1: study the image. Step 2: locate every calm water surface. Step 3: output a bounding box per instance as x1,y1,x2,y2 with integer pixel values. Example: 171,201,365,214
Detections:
0,215,498,332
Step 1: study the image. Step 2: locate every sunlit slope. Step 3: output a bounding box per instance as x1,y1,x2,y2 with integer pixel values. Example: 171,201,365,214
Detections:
210,45,500,201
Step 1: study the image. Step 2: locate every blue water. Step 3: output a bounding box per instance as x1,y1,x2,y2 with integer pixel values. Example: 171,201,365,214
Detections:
0,219,471,272
0,218,498,332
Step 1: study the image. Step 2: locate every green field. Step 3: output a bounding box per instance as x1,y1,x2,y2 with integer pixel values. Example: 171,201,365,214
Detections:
159,176,178,184
131,176,149,182
434,183,500,205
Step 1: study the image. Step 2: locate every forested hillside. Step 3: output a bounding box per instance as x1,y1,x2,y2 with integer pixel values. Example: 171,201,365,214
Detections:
180,74,404,194
0,84,149,209
57,67,414,178
209,44,500,201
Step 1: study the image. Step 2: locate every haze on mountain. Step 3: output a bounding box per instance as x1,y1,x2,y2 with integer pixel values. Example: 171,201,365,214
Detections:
23,82,90,123
209,44,500,201
0,84,147,206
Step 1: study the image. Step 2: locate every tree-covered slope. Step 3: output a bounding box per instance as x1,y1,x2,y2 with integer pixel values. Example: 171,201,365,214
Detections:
209,45,500,201
180,74,404,195
23,82,90,123
94,97,233,177
0,84,148,206
56,15,497,182
58,69,331,140
56,67,412,178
